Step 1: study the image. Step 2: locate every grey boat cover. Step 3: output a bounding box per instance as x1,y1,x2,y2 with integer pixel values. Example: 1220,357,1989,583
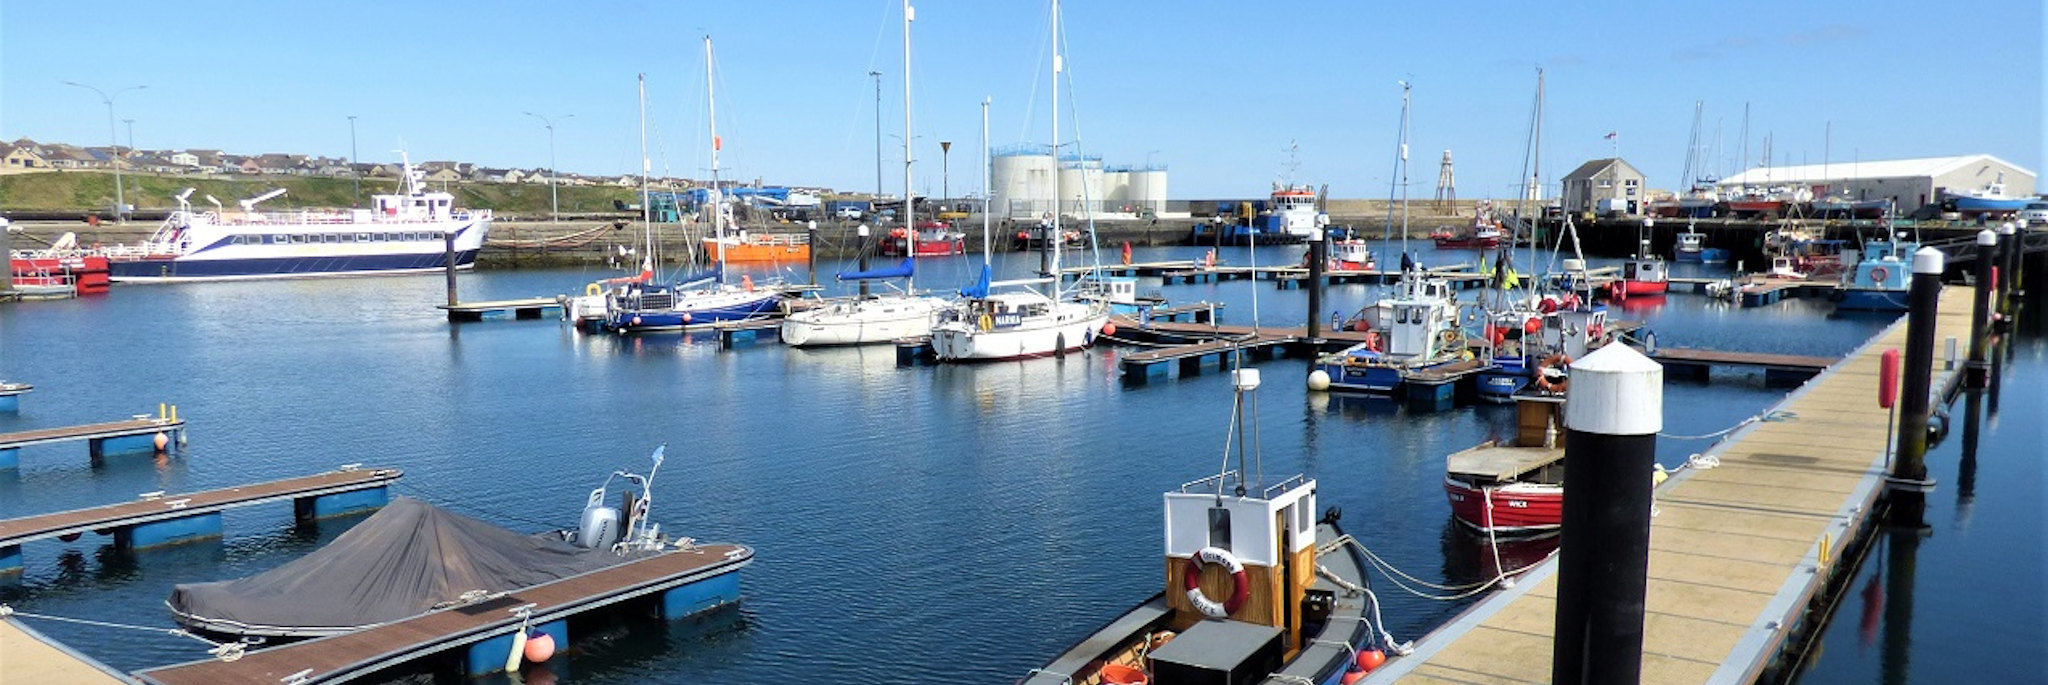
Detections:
168,496,633,637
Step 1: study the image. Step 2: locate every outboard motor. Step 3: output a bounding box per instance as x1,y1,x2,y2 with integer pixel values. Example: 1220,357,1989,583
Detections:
577,487,622,549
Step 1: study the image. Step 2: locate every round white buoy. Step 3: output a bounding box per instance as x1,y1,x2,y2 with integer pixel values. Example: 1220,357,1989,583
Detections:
1307,369,1331,391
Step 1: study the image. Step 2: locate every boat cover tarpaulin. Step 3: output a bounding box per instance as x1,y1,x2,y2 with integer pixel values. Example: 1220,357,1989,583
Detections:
167,497,635,637
837,257,914,282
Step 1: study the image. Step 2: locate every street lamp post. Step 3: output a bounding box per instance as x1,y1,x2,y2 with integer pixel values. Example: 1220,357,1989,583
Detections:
940,141,951,212
63,81,146,223
347,115,360,205
523,112,574,222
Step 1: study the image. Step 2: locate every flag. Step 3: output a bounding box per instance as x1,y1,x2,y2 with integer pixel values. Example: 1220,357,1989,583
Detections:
1603,131,1617,140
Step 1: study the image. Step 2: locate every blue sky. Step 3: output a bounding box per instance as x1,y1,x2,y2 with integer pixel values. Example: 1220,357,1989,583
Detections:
3,1,2041,198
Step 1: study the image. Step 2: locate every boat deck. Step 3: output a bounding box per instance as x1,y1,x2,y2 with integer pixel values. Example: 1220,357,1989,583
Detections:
1445,444,1565,482
136,543,752,685
0,618,135,684
438,297,562,321
1364,285,1974,685
0,467,401,550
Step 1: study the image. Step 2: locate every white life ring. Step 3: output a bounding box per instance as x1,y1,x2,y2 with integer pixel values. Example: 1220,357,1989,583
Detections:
1183,546,1250,618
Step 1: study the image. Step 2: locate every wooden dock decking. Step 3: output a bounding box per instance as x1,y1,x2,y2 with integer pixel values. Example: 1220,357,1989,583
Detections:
135,544,753,685
0,618,135,684
1364,285,1974,685
0,467,402,551
0,417,182,452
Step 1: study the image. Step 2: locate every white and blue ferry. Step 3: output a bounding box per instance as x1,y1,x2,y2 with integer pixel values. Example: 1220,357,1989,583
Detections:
104,162,490,282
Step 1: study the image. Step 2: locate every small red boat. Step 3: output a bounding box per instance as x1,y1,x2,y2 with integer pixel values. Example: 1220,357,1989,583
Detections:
11,254,111,295
1430,203,1505,249
1443,396,1566,535
1609,256,1668,301
879,223,965,257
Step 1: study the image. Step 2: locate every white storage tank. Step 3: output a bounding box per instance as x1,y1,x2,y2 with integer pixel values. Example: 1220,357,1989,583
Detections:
991,145,1056,219
1101,170,1131,210
1128,168,1168,216
1058,156,1104,218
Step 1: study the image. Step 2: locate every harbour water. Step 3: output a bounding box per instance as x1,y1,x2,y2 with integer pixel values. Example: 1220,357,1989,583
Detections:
0,243,2035,683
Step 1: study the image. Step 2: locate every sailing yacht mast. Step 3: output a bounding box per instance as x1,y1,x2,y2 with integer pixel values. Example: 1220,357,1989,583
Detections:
902,0,916,290
1048,0,1062,286
1530,70,1543,287
706,36,724,282
638,74,652,269
981,97,992,264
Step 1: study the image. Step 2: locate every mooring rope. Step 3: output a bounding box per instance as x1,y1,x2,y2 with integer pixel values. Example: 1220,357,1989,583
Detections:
1659,410,1796,441
1326,534,1549,603
0,605,244,661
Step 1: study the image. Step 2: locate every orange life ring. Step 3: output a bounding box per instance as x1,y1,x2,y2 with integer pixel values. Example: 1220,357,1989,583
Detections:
1183,547,1249,618
1534,353,1572,394
1364,330,1382,353
1869,266,1889,283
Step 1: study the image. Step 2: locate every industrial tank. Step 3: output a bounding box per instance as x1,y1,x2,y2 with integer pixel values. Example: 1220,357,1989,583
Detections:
991,145,1056,219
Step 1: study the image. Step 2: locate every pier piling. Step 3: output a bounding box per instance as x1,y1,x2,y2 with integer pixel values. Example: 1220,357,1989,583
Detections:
1966,230,1996,388
443,231,458,308
2000,222,2022,317
1889,247,1944,523
1995,223,2016,310
1306,229,1325,343
1553,344,1663,685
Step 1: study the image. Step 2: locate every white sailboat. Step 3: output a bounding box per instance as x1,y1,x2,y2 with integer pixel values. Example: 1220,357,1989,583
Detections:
780,0,949,347
604,45,784,334
928,0,1108,362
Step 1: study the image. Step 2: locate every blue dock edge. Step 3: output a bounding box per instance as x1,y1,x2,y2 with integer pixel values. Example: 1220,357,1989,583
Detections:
294,486,390,522
466,619,567,676
91,431,178,459
0,447,15,470
117,512,224,549
462,570,741,676
0,395,19,413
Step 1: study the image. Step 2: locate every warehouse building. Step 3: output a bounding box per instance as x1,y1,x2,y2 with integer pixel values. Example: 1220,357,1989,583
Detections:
1715,154,2036,211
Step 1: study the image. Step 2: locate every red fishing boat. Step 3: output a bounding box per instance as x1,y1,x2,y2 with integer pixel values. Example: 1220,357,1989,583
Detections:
880,222,965,257
1608,256,1669,301
1430,204,1504,249
1443,396,1565,535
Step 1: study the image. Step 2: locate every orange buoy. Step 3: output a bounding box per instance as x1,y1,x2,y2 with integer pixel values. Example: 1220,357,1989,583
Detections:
523,631,556,663
1101,322,1117,336
1121,241,1133,265
1356,648,1387,672
153,432,169,452
1341,671,1367,685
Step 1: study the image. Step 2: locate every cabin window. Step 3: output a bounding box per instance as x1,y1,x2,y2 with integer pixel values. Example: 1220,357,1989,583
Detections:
1207,507,1232,550
272,234,287,244
357,233,371,242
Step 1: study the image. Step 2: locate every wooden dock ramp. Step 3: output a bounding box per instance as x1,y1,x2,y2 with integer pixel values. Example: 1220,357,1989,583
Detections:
1363,285,1974,685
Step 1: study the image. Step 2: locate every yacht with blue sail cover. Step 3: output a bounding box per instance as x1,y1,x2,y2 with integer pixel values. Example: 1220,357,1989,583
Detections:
780,259,949,346
104,160,489,282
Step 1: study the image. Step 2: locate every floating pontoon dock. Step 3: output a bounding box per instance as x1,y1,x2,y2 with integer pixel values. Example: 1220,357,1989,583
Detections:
0,616,136,684
135,543,752,685
0,413,186,469
0,466,401,575
1362,285,1973,685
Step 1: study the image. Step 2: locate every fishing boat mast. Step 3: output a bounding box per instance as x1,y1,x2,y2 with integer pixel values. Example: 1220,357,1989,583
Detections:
902,0,916,291
705,35,724,284
1528,69,1543,302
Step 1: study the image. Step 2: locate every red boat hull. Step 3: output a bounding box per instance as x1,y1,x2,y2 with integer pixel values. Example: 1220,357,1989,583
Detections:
880,237,965,257
1433,236,1502,249
1612,279,1668,298
1444,477,1562,534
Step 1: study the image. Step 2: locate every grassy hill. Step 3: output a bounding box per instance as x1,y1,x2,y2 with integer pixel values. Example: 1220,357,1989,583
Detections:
0,171,638,218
